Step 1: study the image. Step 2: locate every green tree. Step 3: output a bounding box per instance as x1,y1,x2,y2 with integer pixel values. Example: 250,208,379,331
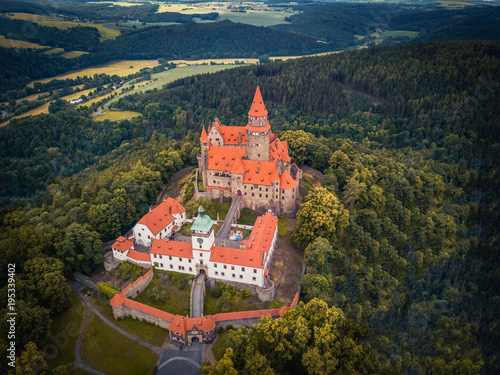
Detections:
293,187,349,247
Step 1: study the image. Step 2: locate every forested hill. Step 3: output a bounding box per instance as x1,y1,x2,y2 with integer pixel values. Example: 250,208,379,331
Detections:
0,41,499,373
98,22,333,60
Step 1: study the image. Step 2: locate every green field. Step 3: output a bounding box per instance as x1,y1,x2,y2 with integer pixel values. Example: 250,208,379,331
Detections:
104,64,237,109
45,290,84,369
0,34,50,49
93,110,142,121
380,30,420,39
88,294,168,346
81,312,157,375
62,51,89,59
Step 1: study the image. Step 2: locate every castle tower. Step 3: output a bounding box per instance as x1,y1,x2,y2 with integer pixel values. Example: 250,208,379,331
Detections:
199,126,209,188
190,206,215,252
246,87,270,162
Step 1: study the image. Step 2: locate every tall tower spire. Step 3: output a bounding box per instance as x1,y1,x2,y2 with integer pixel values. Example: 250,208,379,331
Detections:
246,86,270,161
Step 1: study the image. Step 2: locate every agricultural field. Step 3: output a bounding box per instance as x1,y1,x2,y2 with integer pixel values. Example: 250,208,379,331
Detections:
103,64,237,109
438,1,474,8
371,30,419,44
42,48,65,55
1,101,52,127
5,13,120,41
93,110,142,121
62,51,89,58
102,21,180,30
28,60,160,86
0,34,50,49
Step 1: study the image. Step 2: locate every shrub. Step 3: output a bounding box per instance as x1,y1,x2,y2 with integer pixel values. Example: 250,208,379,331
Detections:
97,283,119,299
116,261,142,281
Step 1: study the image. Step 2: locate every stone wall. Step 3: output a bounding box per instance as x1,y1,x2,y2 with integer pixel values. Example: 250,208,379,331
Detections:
215,317,261,330
194,168,211,200
122,269,153,298
73,273,99,292
256,278,276,302
113,304,171,330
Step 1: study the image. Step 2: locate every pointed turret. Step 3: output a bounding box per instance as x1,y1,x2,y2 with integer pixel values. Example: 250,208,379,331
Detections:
248,86,268,117
200,126,208,143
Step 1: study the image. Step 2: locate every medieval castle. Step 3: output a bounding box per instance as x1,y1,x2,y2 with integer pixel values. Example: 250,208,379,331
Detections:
198,86,301,216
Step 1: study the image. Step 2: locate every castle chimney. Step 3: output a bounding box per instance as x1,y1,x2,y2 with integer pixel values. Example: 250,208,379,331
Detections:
257,162,260,173
238,131,242,144
169,206,171,214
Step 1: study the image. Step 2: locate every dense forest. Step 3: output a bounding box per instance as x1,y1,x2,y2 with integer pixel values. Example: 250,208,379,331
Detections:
0,38,499,373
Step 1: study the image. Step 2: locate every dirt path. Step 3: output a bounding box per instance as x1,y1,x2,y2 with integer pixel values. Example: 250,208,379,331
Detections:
157,166,196,204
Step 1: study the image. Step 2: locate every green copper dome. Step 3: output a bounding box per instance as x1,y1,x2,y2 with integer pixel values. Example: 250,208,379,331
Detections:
190,206,214,233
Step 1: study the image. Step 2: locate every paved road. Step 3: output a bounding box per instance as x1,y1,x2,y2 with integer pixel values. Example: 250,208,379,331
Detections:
157,344,202,375
191,273,205,318
216,195,241,245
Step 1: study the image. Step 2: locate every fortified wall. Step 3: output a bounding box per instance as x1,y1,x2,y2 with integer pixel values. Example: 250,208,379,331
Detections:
121,269,153,298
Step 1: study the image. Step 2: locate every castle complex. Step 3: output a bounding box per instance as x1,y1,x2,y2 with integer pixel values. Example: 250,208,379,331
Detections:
198,86,301,216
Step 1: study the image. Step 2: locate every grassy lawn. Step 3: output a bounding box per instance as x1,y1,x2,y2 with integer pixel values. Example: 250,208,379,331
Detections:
197,179,206,192
212,329,231,360
135,275,191,317
204,289,284,316
42,48,65,55
0,34,49,49
93,110,142,121
81,312,157,375
87,294,168,346
45,290,84,369
278,215,287,236
238,208,260,226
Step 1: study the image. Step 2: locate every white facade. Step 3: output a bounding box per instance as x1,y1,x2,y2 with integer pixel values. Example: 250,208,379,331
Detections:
133,211,186,247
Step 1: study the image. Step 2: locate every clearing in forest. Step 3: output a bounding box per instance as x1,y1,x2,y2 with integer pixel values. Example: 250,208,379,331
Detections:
0,34,50,49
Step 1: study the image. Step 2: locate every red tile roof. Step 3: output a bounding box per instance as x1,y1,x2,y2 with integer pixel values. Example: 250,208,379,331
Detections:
112,236,134,252
110,293,175,322
231,155,246,174
127,249,151,263
280,169,298,190
212,308,282,322
217,125,247,146
169,315,216,335
121,269,153,294
208,147,247,172
150,239,193,259
248,86,268,117
200,126,208,142
242,160,280,186
246,123,271,133
210,246,266,268
242,211,278,258
270,138,291,163
137,198,185,236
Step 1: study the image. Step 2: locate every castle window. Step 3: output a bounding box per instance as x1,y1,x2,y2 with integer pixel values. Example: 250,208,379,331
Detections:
169,256,172,260
231,266,235,270
266,188,268,192
214,264,217,268
215,271,218,276
254,269,257,274
189,259,192,263
252,193,254,197
159,255,162,259
221,272,225,277
189,267,192,272
232,274,236,278
266,195,268,198
160,263,163,268
170,265,173,269
239,275,243,279
224,265,227,269
259,194,262,197
252,277,256,281
282,196,285,200
179,258,182,262
242,267,245,272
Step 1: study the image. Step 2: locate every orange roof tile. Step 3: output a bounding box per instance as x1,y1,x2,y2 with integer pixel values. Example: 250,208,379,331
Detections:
208,124,211,132
248,86,268,117
270,138,291,163
112,236,134,252
210,246,265,268
212,308,282,322
150,239,193,259
242,160,279,186
207,186,232,191
246,123,271,133
200,126,208,142
231,155,245,174
137,198,185,235
280,169,297,190
217,125,247,146
110,293,175,322
127,249,151,263
207,147,247,172
122,269,153,294
242,211,278,258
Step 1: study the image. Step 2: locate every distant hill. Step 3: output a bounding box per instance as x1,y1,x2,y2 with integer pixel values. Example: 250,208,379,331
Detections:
98,22,335,60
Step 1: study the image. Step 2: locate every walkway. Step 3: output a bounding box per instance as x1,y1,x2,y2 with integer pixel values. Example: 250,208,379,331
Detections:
191,273,206,318
215,195,241,245
157,344,202,375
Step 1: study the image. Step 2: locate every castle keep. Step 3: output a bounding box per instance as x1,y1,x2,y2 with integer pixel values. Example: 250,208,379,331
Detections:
198,87,301,216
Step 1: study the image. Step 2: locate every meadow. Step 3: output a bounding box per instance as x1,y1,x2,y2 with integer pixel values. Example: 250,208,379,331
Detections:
0,34,49,49
92,110,142,121
6,13,120,41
